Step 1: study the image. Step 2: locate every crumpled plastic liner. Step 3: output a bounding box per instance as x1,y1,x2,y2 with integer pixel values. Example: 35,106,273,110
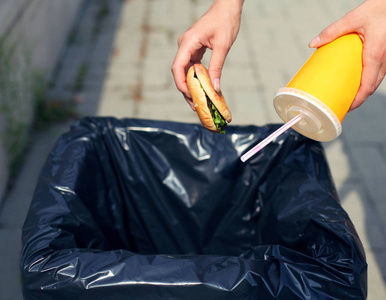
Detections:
21,117,367,300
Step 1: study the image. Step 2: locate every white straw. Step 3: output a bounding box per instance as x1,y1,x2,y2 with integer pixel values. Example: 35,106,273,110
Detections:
241,114,302,162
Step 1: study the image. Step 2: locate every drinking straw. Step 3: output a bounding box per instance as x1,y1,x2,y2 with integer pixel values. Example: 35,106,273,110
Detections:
241,114,302,162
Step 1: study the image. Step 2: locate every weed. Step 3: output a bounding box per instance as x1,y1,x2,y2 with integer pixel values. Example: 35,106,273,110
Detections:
93,0,110,36
34,96,78,131
0,36,78,185
0,37,32,179
72,63,89,92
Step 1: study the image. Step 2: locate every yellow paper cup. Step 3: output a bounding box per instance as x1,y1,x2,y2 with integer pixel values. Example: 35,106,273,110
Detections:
273,33,363,142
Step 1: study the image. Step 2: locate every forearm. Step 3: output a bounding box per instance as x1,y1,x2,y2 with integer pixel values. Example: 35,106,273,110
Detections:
212,0,245,10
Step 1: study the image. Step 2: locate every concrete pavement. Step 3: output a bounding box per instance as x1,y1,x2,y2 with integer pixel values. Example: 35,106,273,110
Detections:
1,0,386,299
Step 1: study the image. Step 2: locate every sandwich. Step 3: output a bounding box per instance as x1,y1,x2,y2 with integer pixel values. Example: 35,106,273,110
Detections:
186,64,232,134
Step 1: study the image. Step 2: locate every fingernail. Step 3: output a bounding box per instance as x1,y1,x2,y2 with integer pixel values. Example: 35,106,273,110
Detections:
308,36,320,48
213,78,220,92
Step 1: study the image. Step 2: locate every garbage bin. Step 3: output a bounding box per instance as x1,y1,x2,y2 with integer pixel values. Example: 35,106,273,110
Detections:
21,117,367,299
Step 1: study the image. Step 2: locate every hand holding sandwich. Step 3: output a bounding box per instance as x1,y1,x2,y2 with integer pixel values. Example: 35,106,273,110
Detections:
171,0,244,111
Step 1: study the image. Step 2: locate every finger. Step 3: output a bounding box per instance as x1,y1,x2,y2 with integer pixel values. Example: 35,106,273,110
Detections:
350,67,386,111
171,55,190,94
350,57,380,111
350,39,386,111
208,44,229,92
182,92,196,111
309,12,362,48
172,36,208,96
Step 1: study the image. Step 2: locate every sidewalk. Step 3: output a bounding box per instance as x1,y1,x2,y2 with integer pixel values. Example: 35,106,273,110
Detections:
1,0,386,299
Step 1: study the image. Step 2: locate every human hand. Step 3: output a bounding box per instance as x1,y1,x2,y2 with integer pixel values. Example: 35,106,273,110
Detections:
171,0,244,110
308,0,386,111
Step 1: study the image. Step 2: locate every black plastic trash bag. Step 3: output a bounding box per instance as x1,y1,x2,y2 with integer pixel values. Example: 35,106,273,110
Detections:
21,117,367,299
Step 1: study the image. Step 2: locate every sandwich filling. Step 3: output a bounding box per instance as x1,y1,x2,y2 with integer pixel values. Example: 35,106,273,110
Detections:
207,95,227,134
194,72,227,133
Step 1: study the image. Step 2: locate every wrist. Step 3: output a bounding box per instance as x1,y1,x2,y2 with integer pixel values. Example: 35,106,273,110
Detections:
210,0,245,23
213,0,245,13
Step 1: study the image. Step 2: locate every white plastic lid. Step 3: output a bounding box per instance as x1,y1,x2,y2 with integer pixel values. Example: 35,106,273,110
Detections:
273,87,342,142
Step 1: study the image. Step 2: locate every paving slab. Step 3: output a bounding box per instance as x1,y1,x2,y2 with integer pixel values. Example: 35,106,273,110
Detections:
0,123,70,300
0,229,23,300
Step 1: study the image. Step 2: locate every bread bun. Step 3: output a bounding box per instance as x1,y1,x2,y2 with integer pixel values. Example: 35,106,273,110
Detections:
186,64,232,133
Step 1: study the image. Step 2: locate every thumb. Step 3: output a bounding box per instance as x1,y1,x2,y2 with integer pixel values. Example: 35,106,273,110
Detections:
309,17,355,48
208,46,228,92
